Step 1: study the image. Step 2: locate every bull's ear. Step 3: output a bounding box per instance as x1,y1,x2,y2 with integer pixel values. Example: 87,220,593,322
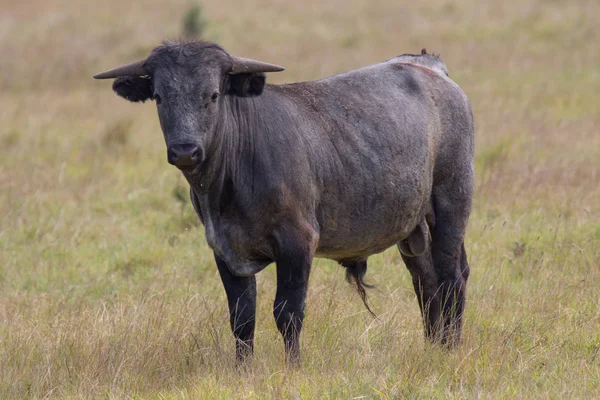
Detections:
112,77,153,103
227,73,266,97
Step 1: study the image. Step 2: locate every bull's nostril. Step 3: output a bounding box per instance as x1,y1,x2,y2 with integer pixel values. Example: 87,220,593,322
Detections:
167,144,202,169
167,148,178,165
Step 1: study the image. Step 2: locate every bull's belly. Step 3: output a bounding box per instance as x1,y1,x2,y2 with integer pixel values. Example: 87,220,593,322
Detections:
314,204,424,261
315,228,413,261
315,240,402,261
313,167,431,261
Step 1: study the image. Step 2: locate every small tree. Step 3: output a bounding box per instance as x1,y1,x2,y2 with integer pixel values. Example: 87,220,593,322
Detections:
182,2,207,39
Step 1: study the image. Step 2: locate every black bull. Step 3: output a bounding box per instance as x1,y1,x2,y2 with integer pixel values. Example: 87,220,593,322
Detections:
95,41,474,363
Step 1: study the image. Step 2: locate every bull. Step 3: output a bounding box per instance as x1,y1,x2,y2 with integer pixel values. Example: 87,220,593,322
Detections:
94,41,474,364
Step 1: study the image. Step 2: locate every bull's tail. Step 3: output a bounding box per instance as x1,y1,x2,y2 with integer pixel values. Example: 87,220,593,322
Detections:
344,261,377,318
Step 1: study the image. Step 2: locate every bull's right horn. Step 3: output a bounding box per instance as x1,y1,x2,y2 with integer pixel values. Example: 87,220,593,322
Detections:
229,56,285,74
93,59,149,80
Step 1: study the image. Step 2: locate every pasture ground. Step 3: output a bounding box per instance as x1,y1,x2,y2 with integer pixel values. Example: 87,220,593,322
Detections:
1,0,599,398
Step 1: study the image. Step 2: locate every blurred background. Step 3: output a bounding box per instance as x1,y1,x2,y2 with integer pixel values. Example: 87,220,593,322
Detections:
1,0,598,398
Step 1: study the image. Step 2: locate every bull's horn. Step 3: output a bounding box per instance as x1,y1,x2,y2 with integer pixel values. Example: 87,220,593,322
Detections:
93,59,148,79
229,56,284,74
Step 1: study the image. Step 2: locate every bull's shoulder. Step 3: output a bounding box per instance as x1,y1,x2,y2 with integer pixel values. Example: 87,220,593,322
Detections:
390,49,450,77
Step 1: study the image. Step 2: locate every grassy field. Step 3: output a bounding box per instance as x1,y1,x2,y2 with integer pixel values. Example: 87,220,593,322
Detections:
1,0,599,398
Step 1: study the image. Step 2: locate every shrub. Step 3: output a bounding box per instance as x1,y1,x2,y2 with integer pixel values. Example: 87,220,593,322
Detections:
182,2,207,38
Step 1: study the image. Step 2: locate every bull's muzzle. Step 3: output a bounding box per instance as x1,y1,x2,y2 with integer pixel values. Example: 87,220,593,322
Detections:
167,144,202,171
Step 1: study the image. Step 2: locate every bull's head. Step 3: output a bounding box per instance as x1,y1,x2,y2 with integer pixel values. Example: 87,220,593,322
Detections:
94,41,284,172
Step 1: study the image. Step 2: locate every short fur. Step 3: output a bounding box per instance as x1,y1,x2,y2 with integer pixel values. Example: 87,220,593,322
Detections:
100,40,475,362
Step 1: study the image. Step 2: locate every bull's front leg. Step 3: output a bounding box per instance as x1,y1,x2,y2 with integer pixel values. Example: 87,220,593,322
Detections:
272,228,315,364
214,254,257,362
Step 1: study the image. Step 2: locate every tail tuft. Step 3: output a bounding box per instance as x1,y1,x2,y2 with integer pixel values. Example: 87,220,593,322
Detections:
344,262,377,318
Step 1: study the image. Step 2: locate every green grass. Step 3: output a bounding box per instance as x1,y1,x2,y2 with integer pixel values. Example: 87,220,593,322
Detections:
1,0,599,398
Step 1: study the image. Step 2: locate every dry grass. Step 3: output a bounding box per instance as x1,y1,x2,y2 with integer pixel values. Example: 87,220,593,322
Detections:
1,0,599,398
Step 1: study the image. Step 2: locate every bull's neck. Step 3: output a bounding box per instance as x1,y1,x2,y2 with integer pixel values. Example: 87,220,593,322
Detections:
189,93,268,196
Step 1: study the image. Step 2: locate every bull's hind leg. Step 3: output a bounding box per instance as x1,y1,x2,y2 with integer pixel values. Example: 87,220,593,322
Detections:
401,194,471,346
429,219,470,346
401,249,442,340
214,254,257,362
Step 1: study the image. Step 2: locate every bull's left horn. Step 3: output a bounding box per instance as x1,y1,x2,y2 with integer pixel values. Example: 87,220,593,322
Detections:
93,59,148,79
229,56,284,74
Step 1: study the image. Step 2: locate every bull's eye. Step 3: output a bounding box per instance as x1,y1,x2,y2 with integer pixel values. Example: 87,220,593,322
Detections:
211,92,219,102
153,93,162,104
